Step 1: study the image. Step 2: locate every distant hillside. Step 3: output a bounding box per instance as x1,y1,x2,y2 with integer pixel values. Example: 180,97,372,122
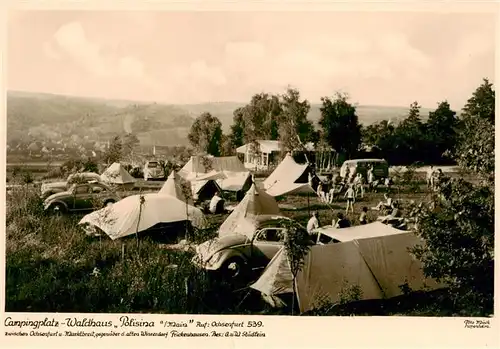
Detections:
7,91,436,147
178,102,433,132
7,91,195,146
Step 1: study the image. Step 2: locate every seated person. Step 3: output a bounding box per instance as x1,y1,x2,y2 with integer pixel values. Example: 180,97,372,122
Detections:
209,193,224,214
359,207,368,225
333,212,351,229
372,193,393,211
377,202,402,223
307,211,320,234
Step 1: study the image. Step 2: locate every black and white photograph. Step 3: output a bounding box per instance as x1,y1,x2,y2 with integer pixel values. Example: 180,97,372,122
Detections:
3,4,496,338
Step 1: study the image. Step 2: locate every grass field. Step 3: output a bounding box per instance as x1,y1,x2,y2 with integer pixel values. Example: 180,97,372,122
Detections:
6,168,460,316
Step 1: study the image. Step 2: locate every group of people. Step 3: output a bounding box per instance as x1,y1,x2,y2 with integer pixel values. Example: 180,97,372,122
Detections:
306,211,353,234
315,166,394,214
306,191,409,235
306,206,370,234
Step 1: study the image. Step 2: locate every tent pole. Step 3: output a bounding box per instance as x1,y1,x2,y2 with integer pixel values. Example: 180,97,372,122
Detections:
185,195,189,241
307,192,310,217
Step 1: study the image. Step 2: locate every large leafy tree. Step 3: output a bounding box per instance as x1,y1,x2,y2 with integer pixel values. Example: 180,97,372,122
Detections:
411,79,495,316
425,101,458,164
319,93,361,159
278,88,314,153
121,133,140,159
461,78,495,123
454,79,495,181
229,94,281,148
103,135,123,164
229,107,246,149
393,101,425,162
188,112,223,156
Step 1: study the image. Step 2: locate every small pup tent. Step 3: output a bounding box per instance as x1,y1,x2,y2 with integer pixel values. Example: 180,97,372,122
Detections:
100,162,136,189
218,183,281,238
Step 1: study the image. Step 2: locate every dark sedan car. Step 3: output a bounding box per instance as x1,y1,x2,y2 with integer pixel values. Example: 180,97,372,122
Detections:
43,182,120,214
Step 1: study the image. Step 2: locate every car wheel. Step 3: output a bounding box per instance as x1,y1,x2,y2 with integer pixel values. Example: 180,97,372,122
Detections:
51,203,66,216
220,257,246,279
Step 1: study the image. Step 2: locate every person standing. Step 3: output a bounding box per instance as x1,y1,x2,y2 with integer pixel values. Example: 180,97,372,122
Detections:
316,181,325,203
367,166,375,190
324,175,333,203
354,173,365,199
427,165,435,189
344,184,355,214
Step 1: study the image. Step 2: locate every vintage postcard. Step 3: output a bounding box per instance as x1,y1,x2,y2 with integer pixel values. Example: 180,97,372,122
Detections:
1,1,498,348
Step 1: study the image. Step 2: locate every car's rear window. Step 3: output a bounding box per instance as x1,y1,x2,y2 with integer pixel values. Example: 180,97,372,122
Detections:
148,162,159,168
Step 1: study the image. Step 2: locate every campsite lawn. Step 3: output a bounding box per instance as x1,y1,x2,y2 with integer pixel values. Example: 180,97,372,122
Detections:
5,177,453,315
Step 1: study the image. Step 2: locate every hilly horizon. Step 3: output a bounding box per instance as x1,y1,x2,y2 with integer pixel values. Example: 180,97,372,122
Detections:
7,90,435,147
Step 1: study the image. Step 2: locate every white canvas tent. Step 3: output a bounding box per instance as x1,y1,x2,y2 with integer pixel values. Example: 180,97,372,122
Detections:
79,194,206,240
158,171,187,202
218,183,281,238
251,223,443,313
100,162,136,185
263,153,315,197
179,155,252,192
80,171,205,241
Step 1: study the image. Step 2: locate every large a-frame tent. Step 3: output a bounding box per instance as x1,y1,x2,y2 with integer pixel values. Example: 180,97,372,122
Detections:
250,223,444,313
263,153,316,197
218,183,281,238
158,171,188,202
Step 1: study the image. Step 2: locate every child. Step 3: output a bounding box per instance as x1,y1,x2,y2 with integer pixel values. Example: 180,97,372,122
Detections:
359,206,368,225
344,184,355,214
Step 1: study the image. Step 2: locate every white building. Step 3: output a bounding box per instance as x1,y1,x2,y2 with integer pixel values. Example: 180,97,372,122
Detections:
236,140,282,171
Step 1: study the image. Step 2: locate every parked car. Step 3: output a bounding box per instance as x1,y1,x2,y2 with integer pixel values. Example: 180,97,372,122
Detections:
192,215,312,279
40,172,102,199
44,182,120,215
143,161,165,181
340,158,389,181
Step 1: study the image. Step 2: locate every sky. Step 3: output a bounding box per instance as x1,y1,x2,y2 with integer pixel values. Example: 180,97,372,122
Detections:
7,9,497,109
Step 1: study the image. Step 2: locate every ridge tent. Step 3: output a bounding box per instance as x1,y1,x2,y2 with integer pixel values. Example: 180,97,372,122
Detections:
179,155,252,193
250,223,443,313
218,183,281,239
162,169,221,203
100,162,136,189
79,193,206,240
263,153,316,197
190,179,222,202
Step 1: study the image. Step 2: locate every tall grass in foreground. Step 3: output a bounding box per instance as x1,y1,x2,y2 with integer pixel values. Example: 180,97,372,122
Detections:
5,187,267,313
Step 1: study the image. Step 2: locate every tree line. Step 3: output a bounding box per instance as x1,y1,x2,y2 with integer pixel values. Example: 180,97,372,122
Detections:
187,79,494,168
